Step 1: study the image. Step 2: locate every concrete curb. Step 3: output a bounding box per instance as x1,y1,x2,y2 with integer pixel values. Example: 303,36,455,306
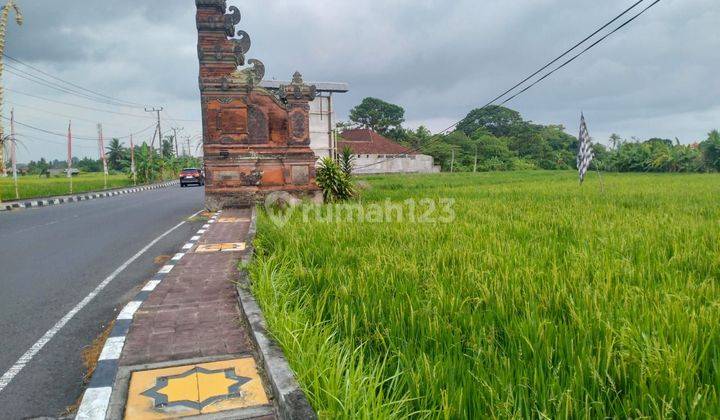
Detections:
75,210,219,420
235,207,318,420
0,181,179,212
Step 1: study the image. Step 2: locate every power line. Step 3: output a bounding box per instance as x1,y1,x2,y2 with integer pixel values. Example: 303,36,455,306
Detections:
6,89,157,120
355,0,661,170
4,65,141,108
6,101,127,126
1,115,156,141
3,53,146,108
440,0,649,134
13,133,98,150
499,0,661,106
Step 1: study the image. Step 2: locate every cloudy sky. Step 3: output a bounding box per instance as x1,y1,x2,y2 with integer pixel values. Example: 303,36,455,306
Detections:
4,0,718,161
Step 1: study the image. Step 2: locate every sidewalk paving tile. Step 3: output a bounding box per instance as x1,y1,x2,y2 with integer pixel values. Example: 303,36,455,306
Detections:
124,358,269,419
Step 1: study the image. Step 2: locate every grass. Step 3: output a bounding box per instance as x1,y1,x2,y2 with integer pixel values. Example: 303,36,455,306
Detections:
0,173,136,201
249,171,720,419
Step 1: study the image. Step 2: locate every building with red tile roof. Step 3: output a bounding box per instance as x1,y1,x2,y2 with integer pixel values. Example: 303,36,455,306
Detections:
338,129,439,174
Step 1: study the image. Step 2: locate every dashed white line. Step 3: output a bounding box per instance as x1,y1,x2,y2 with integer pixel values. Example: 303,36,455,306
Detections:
117,301,143,320
142,280,162,292
0,210,202,394
75,387,112,420
98,336,126,361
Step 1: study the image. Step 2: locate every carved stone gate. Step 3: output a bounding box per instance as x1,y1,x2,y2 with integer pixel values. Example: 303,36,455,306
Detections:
196,0,320,209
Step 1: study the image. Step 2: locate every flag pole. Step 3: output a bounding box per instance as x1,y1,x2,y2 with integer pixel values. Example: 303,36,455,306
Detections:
10,107,18,199
67,120,73,194
130,134,136,186
97,123,108,189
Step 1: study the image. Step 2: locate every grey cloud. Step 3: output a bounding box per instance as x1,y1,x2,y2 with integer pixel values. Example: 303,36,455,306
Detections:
4,0,719,161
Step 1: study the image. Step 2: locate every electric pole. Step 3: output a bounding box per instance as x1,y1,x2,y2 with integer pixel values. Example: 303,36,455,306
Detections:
450,147,455,173
0,0,22,178
473,144,478,173
145,106,163,153
171,126,183,157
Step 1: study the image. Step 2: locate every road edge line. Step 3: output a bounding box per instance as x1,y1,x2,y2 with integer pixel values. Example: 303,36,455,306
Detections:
0,210,204,403
0,180,180,212
75,210,218,420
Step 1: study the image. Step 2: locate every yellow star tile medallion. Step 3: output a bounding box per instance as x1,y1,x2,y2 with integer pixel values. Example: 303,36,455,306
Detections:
124,357,269,419
195,242,246,253
218,217,250,223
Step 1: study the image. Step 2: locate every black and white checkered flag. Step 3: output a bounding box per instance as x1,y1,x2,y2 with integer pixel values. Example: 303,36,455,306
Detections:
577,113,594,184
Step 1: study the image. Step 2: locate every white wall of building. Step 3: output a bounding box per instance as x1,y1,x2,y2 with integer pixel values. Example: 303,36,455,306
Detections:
352,154,440,175
309,95,335,160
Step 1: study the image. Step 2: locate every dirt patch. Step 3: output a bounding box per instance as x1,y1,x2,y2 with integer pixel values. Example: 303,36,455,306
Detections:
62,321,115,416
154,255,171,265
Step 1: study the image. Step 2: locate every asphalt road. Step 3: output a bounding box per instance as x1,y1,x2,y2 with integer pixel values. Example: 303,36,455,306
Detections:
0,184,205,419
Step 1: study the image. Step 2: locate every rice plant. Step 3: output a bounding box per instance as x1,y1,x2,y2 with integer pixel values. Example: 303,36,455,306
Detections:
250,171,720,419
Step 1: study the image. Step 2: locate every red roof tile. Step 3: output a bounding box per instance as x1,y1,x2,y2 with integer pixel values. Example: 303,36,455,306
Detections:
338,129,414,155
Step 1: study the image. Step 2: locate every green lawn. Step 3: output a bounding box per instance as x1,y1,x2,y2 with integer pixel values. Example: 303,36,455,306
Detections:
0,173,135,201
250,171,720,419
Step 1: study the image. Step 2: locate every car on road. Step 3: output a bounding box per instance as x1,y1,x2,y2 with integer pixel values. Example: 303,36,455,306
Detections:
180,168,205,187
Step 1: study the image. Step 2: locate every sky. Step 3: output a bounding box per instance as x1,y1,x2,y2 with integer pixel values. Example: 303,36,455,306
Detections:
4,0,719,162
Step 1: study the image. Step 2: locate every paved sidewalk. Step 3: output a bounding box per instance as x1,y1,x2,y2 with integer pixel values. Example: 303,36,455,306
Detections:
77,208,312,419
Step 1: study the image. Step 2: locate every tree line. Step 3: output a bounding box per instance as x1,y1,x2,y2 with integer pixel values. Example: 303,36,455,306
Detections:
343,97,720,173
22,137,201,182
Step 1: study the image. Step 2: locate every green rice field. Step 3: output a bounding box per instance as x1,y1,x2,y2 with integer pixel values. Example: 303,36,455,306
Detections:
250,171,720,419
0,173,135,201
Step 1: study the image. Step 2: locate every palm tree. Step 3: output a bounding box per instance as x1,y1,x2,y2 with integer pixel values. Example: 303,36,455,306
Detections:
106,138,125,171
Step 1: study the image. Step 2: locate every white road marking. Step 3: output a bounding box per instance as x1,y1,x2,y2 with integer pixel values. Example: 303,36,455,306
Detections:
158,265,174,274
142,280,161,292
0,210,202,394
98,336,126,361
75,387,112,420
117,301,143,320
191,236,201,241
208,220,216,224
182,243,193,250
197,229,206,234
171,253,185,261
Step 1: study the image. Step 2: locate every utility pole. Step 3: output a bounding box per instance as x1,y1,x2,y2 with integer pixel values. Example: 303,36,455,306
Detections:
97,123,108,189
186,136,191,157
171,126,183,157
145,106,163,153
145,106,163,181
450,147,455,173
0,0,23,178
473,144,478,173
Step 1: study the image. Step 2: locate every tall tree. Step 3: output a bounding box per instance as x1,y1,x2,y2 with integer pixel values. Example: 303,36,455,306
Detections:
161,138,175,159
456,105,525,137
700,130,720,171
106,138,126,171
348,97,405,136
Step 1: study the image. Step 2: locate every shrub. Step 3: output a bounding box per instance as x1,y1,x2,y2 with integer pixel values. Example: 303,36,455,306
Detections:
316,157,355,202
339,146,355,176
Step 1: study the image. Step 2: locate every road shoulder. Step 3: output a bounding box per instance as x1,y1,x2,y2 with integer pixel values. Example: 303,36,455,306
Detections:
77,209,314,420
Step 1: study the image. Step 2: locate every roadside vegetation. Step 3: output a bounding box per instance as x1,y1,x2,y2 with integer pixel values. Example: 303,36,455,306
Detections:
0,173,132,201
250,171,720,418
342,99,720,174
2,137,202,201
